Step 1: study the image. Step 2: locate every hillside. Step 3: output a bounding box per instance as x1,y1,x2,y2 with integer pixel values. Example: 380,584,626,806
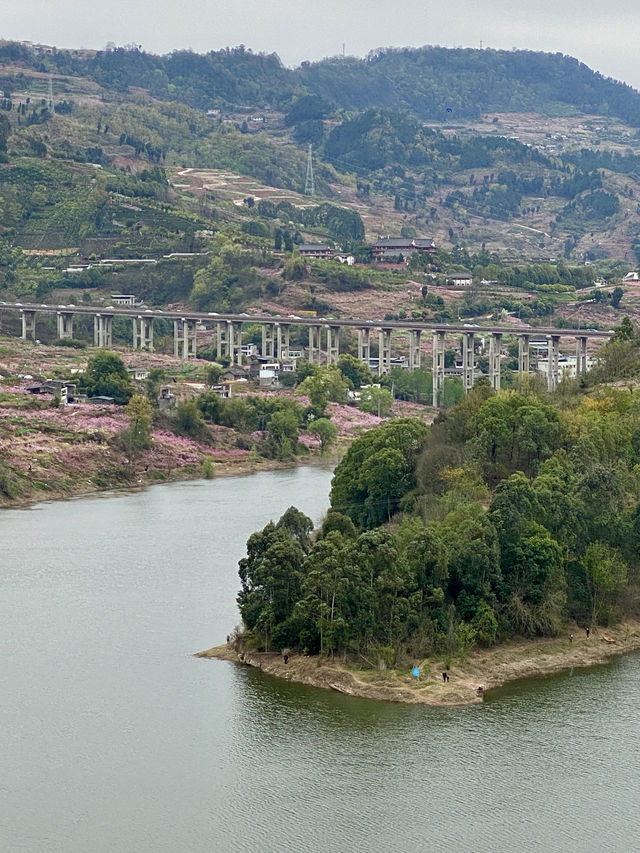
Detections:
2,39,640,323
4,42,640,125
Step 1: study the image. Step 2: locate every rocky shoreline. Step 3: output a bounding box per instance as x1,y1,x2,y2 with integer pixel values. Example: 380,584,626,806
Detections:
197,620,640,707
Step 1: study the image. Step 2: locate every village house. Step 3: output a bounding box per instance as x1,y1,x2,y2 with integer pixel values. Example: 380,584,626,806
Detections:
211,383,232,399
623,271,640,284
536,354,597,380
27,380,78,404
371,237,436,263
110,294,138,306
449,273,473,287
127,366,149,382
158,387,176,411
297,243,333,259
259,363,280,387
221,366,248,383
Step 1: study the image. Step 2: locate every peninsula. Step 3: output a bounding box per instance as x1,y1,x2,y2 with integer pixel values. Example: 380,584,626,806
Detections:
198,621,640,707
202,325,640,704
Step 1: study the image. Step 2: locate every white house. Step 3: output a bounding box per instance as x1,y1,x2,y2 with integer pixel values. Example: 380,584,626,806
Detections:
449,273,473,287
536,354,597,380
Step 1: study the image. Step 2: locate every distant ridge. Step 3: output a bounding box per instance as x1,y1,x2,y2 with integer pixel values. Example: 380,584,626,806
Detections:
1,41,640,125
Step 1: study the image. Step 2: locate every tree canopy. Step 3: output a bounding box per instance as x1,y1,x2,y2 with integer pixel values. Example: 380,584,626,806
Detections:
234,368,640,664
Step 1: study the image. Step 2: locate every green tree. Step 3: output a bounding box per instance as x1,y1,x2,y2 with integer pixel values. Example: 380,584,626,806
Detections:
331,418,429,529
237,508,312,645
197,391,221,422
266,408,300,458
359,385,393,417
124,394,153,452
471,393,561,481
337,353,371,388
283,255,308,280
610,286,624,309
581,542,628,625
308,418,338,454
176,399,208,439
79,351,134,404
205,363,224,385
146,367,165,405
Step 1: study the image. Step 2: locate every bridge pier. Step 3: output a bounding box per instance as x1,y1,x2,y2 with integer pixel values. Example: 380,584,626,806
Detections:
308,325,322,364
378,329,392,375
230,321,243,365
262,323,275,359
357,328,371,365
94,313,113,348
462,331,475,393
517,333,530,380
326,325,340,365
432,330,446,408
56,311,74,340
575,335,588,377
216,321,229,360
488,332,502,391
546,334,561,391
20,310,37,341
277,323,290,359
408,329,422,371
132,316,154,350
174,318,197,359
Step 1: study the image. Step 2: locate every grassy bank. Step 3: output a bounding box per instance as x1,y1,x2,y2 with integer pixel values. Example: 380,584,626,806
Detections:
197,620,640,707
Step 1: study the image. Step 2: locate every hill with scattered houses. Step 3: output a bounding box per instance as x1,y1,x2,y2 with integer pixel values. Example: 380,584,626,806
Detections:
1,39,640,324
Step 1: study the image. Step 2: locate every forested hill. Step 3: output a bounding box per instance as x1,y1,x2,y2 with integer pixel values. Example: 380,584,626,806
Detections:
3,41,640,125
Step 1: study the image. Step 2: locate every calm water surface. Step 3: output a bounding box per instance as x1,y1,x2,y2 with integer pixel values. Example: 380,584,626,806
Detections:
2,468,640,853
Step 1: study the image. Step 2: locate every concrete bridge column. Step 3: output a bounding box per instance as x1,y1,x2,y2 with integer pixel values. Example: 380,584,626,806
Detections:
143,316,154,351
277,323,290,359
432,330,446,408
462,331,475,393
326,325,340,365
20,310,37,341
173,319,181,357
94,314,113,348
547,334,561,391
133,316,154,350
488,332,502,391
575,335,588,377
56,311,74,340
231,322,243,365
357,328,371,365
262,323,275,359
174,318,197,359
308,325,321,364
216,321,229,359
517,333,530,379
409,329,422,371
378,328,392,376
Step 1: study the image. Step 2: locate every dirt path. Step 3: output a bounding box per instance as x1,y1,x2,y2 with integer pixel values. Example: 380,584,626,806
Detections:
197,621,640,707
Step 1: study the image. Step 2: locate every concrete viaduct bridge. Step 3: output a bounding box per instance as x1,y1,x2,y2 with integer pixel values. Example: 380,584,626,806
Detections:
2,301,613,407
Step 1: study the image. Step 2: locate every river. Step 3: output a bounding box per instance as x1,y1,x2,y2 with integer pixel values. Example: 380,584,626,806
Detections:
1,468,639,853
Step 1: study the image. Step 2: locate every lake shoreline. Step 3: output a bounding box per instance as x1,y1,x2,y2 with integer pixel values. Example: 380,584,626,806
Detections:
0,453,334,511
197,620,640,707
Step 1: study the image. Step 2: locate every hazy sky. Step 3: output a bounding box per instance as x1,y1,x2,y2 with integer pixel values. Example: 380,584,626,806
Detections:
3,0,640,90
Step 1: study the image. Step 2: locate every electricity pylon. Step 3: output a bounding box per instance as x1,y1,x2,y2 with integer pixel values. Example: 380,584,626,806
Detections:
304,143,315,196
